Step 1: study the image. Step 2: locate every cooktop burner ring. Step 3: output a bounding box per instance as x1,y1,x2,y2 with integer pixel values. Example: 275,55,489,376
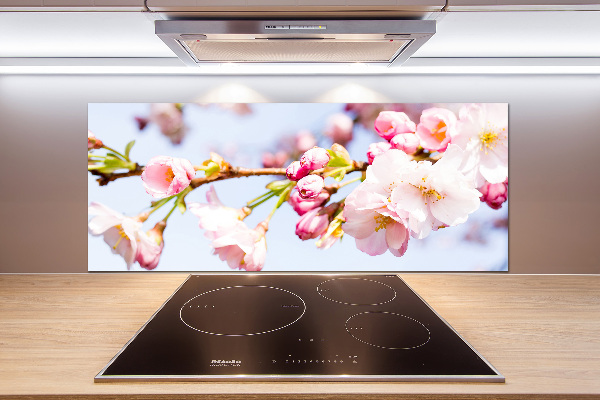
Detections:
179,285,306,337
345,311,431,350
316,277,397,305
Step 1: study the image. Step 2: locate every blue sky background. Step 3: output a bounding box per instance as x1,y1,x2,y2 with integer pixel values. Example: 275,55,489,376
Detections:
88,103,508,272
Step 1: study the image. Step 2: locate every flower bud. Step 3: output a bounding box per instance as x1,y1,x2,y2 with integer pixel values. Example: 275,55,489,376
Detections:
479,181,508,210
295,207,330,240
390,133,420,154
324,113,354,146
88,130,103,150
374,111,416,141
135,221,165,271
262,151,288,168
297,175,325,199
366,142,392,164
286,161,310,181
288,189,330,216
300,147,330,170
294,130,317,153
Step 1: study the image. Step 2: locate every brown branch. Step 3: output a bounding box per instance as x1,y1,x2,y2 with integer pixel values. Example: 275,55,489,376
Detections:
90,161,370,188
90,164,143,186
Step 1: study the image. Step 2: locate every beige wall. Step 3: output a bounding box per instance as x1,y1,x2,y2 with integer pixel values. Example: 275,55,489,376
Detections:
0,73,598,274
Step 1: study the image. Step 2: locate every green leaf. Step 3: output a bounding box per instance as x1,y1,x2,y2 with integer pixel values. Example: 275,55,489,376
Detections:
124,140,136,160
326,149,352,168
266,179,291,193
333,170,346,182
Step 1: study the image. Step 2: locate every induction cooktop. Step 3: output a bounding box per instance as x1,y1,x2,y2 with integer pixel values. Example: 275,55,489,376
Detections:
95,274,504,382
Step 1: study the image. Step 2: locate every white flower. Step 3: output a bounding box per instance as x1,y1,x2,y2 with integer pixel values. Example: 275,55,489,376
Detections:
188,186,250,233
209,222,268,271
454,103,508,186
387,146,482,239
88,202,144,269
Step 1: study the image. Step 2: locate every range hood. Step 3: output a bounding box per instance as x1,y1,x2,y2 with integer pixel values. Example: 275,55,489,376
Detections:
155,20,435,67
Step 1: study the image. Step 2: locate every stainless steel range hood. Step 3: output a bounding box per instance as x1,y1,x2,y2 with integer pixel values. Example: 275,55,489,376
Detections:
155,20,435,67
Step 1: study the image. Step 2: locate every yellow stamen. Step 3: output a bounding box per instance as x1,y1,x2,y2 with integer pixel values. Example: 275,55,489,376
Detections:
374,215,393,232
165,168,175,183
112,225,128,250
431,121,447,142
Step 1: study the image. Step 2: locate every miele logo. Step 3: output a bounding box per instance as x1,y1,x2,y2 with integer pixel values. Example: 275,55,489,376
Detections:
210,359,242,367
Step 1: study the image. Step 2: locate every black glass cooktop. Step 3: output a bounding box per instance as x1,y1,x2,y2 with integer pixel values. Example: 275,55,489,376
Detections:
95,274,504,382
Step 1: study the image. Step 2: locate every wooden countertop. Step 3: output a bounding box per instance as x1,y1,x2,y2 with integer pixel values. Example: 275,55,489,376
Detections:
0,273,598,400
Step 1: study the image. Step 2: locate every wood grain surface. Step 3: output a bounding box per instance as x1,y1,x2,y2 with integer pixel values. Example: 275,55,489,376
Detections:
0,273,598,400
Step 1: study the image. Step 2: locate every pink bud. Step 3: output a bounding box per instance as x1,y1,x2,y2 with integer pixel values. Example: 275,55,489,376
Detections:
366,142,392,164
262,151,288,168
288,189,330,216
324,113,354,146
134,116,149,131
286,161,310,181
294,130,317,153
390,133,420,154
374,111,416,141
295,207,330,240
135,222,165,270
87,130,103,150
479,181,508,210
141,155,196,199
300,147,330,170
297,175,325,199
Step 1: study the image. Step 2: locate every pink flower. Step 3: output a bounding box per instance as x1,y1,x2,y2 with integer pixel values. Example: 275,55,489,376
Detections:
374,111,417,141
134,221,165,270
88,130,103,150
295,207,330,240
210,222,268,271
141,156,196,199
324,113,354,146
294,130,317,153
366,142,392,164
342,185,410,257
415,107,457,152
297,175,325,199
390,133,420,154
149,103,187,144
479,180,508,210
300,147,330,170
88,202,144,269
453,103,508,186
262,151,288,168
286,161,310,181
288,189,330,216
189,186,251,232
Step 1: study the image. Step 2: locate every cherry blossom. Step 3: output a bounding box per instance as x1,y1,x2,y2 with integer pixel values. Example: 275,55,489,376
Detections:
366,142,392,164
324,113,354,146
134,222,165,270
374,111,416,141
343,183,410,257
479,180,508,210
295,207,330,240
288,189,329,216
209,222,268,271
188,186,250,232
415,107,458,152
384,146,482,239
149,103,187,144
454,103,509,186
88,130,103,150
390,133,420,154
300,147,330,170
297,175,325,199
141,156,196,199
88,202,144,269
286,161,310,181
